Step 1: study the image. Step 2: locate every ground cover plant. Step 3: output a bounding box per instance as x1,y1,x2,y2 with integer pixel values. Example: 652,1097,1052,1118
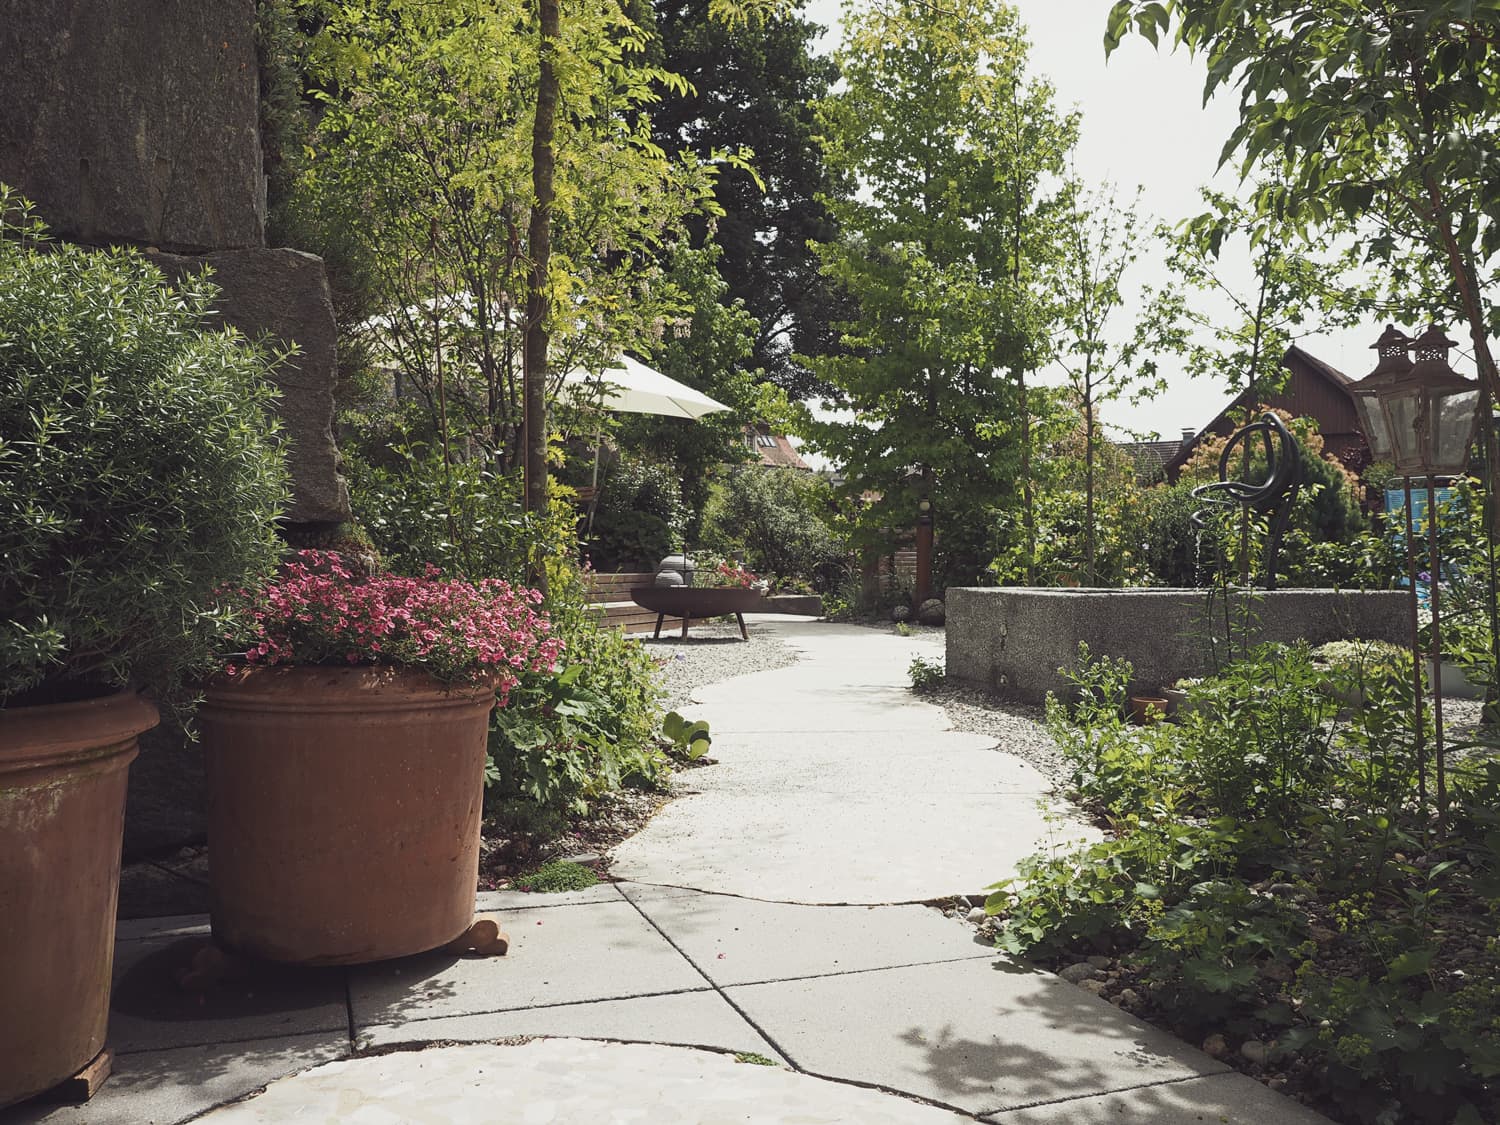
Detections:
988,641,1500,1125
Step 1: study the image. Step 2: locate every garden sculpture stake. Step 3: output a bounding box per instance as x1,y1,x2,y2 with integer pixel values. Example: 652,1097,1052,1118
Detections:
1190,412,1303,590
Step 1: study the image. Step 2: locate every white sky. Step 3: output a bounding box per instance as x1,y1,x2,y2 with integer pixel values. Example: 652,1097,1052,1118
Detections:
795,0,1393,446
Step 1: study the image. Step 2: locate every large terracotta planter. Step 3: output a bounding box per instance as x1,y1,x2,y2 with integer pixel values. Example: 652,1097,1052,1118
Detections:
200,666,496,966
0,690,157,1109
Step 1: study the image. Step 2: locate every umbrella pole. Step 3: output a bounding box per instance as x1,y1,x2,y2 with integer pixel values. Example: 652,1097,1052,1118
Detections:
585,423,601,539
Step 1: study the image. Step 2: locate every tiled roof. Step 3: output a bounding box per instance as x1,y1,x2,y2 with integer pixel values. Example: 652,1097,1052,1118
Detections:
742,427,812,470
1118,439,1185,482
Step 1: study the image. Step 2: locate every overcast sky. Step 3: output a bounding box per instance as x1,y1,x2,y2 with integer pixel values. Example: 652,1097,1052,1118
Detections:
796,0,1391,443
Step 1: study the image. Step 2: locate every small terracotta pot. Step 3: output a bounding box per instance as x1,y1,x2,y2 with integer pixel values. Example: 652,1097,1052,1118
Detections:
200,666,496,965
0,690,157,1108
1129,695,1170,725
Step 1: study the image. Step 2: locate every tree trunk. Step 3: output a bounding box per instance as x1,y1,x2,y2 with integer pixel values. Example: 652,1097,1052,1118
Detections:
1084,385,1096,585
523,0,559,539
1015,365,1036,584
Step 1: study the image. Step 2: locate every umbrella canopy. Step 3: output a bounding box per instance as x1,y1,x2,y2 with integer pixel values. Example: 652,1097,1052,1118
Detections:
561,355,730,419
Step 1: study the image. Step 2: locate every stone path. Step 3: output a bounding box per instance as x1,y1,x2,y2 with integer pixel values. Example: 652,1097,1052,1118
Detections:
613,621,1093,902
2,618,1333,1125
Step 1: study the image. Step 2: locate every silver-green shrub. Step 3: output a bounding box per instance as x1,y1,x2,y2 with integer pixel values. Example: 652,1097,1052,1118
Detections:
0,188,288,707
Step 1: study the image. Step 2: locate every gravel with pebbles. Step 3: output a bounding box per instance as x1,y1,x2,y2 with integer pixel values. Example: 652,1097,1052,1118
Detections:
641,620,799,710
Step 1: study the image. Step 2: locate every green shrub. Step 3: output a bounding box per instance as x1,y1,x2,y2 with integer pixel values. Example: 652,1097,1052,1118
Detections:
588,457,686,572
486,563,669,828
701,466,847,592
908,654,944,692
0,188,287,709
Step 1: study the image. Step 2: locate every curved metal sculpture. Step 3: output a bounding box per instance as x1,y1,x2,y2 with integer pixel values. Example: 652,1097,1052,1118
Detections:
1190,412,1303,589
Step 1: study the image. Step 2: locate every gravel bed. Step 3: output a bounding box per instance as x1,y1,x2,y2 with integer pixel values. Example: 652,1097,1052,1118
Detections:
641,619,799,710
925,682,1067,783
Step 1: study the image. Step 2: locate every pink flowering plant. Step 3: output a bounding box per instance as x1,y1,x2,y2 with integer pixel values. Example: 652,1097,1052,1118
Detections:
224,551,562,703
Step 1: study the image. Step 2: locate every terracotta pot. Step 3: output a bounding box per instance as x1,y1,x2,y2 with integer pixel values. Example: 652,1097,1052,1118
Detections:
0,690,157,1108
200,666,496,966
1129,694,1169,725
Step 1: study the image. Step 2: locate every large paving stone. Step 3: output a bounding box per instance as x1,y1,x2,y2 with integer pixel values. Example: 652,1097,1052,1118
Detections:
725,957,1227,1117
700,743,1052,796
0,1032,348,1125
357,990,783,1058
106,936,349,1054
474,883,625,911
349,900,707,1034
0,1,264,251
982,1071,1335,1124
147,248,350,525
624,888,992,985
194,1040,974,1124
689,697,953,733
610,790,1094,903
706,728,999,758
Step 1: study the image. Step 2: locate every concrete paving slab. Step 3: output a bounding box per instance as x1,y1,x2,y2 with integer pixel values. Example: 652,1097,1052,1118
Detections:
357,990,785,1059
687,698,953,733
106,936,350,1054
700,744,1054,797
0,1032,348,1125
349,900,708,1035
706,728,1000,758
611,790,1094,903
473,883,624,911
626,888,992,985
982,1071,1335,1123
725,957,1228,1117
194,1039,974,1124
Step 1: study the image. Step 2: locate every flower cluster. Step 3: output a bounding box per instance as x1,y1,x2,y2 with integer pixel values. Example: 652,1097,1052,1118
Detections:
224,551,562,703
710,560,762,589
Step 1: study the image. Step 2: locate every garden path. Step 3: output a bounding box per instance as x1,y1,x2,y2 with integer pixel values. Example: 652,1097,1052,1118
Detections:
3,619,1333,1125
612,620,1091,902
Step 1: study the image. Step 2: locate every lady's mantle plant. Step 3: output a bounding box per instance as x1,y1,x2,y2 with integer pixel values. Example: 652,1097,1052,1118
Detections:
226,551,562,703
0,187,288,708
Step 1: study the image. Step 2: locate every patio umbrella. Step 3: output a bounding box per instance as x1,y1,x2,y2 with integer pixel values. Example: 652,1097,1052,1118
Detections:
561,355,730,419
562,356,731,537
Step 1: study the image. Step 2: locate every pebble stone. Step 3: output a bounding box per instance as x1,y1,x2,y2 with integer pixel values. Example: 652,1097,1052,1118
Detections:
1059,962,1100,984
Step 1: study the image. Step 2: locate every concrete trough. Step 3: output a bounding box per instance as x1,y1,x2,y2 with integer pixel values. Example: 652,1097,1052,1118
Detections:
946,586,1409,702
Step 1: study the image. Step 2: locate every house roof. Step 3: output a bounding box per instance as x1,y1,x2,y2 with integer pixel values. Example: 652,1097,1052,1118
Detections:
1118,439,1187,483
742,426,811,470
1161,344,1362,479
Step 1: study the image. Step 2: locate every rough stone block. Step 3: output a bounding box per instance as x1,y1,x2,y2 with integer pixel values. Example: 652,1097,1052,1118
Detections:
148,249,351,525
946,587,1409,702
0,1,265,251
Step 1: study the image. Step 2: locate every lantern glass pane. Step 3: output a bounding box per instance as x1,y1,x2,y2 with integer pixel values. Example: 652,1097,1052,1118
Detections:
1350,391,1393,459
1430,387,1481,473
1382,391,1424,473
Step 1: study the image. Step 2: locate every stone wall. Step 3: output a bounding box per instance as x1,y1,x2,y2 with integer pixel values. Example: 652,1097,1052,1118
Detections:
0,0,350,528
946,587,1410,702
0,0,265,251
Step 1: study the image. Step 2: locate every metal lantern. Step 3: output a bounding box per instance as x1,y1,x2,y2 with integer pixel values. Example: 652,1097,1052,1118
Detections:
1376,325,1482,476
1347,324,1413,462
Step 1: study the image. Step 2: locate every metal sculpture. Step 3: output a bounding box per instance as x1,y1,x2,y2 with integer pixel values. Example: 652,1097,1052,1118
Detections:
1190,411,1303,590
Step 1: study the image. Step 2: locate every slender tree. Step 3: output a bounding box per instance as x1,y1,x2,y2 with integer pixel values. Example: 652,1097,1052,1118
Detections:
805,0,1068,585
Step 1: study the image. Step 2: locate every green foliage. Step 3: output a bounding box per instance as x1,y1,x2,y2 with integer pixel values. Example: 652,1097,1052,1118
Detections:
512,859,599,893
908,655,944,692
734,1052,779,1066
0,189,288,708
1105,0,1500,401
994,629,1500,1122
662,710,712,760
587,457,687,573
804,0,1067,585
700,466,847,592
1135,482,1202,587
648,0,845,399
486,602,669,825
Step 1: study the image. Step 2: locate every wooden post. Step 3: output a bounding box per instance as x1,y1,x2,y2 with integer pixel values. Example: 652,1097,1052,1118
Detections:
915,500,934,606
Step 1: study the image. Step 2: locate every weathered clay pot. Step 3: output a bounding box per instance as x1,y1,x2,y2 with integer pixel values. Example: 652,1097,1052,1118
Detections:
200,666,496,965
0,690,157,1109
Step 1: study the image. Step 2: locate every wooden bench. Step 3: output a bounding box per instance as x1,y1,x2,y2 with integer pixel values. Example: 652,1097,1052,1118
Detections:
583,572,683,634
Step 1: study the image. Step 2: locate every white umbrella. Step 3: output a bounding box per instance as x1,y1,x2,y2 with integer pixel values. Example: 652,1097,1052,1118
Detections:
561,355,730,419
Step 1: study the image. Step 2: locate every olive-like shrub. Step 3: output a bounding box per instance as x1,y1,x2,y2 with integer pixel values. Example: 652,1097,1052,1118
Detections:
0,188,288,707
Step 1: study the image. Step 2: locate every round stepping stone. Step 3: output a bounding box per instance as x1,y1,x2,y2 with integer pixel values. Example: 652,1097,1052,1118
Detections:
197,1038,970,1123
